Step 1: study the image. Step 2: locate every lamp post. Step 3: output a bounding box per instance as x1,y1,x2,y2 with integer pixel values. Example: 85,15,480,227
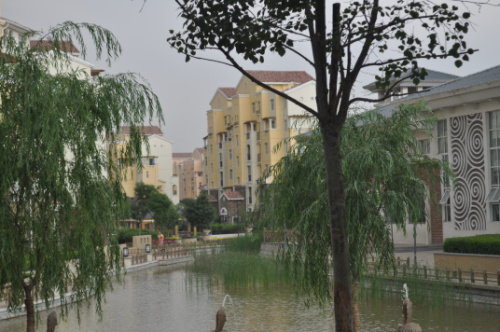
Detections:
123,247,129,258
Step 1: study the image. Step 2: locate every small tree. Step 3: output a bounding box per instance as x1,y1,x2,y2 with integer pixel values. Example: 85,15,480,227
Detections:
180,194,216,229
168,2,475,330
130,183,177,233
0,23,162,332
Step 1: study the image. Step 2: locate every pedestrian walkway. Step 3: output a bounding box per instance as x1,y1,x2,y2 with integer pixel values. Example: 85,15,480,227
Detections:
393,244,443,268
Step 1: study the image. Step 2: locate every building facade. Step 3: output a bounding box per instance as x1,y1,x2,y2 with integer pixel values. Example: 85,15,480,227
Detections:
368,66,500,244
111,126,178,203
173,148,205,200
203,70,317,221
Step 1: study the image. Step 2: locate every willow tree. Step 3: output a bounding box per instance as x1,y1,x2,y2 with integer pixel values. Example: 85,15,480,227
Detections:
0,23,162,332
168,1,474,330
258,103,450,330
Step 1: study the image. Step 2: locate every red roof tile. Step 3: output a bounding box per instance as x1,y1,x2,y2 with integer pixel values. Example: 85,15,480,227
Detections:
246,70,314,84
121,126,163,136
219,87,237,98
223,190,244,200
30,40,80,53
207,194,217,202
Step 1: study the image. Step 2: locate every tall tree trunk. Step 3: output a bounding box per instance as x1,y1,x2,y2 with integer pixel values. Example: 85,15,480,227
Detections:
320,123,354,332
353,279,361,332
24,285,35,332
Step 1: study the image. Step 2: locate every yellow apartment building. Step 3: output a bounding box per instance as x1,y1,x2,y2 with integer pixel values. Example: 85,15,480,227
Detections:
203,71,317,220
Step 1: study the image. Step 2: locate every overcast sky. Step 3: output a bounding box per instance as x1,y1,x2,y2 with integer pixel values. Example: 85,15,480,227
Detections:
3,1,500,152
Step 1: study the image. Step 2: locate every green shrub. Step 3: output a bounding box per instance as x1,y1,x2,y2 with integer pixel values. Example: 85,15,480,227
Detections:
210,223,241,235
118,228,158,244
443,234,500,255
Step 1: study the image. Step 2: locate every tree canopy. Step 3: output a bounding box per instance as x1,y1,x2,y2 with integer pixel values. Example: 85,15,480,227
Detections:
168,1,475,330
0,22,162,332
260,102,447,306
180,194,216,229
130,183,179,233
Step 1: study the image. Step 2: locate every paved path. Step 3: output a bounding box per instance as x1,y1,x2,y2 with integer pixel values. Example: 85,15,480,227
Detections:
393,244,443,268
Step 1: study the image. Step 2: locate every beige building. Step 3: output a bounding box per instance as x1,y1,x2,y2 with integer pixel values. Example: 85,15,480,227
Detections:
203,71,317,219
111,126,178,203
173,148,205,200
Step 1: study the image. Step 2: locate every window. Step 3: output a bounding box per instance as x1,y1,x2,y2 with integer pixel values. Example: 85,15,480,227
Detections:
248,187,252,204
247,166,252,182
438,119,450,221
489,110,500,221
229,149,232,159
270,99,275,111
265,143,269,154
237,177,240,184
220,172,223,187
437,120,448,155
230,169,233,179
236,156,240,167
210,144,213,154
173,185,177,195
211,163,213,173
418,139,430,154
440,189,451,222
252,102,256,113
270,119,276,129
407,86,418,94
219,153,223,168
247,145,251,161
236,135,239,146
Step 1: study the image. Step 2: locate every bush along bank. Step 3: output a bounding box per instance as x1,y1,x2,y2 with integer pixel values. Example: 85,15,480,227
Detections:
443,234,500,255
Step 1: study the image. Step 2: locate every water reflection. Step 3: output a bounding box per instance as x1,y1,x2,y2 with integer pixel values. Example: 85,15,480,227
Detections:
0,263,499,331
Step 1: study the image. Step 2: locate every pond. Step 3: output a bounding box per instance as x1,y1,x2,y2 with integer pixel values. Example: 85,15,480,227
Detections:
1,263,500,331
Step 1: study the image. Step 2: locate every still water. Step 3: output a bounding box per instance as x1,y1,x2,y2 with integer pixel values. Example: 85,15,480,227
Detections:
1,263,500,331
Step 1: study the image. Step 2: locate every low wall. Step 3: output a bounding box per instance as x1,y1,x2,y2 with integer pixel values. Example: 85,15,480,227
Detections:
202,233,245,241
434,252,500,274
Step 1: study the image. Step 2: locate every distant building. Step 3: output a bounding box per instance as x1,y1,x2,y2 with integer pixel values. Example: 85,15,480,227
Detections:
203,70,317,222
173,148,205,200
110,126,178,203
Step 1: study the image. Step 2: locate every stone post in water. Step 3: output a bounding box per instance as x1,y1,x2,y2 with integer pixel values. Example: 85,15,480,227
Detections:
398,284,422,332
46,311,57,332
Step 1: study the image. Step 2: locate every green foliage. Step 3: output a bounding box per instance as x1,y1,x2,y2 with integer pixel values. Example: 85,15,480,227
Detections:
130,183,178,233
210,223,240,235
259,103,449,305
169,1,474,101
117,229,158,244
0,22,162,327
180,194,216,229
443,235,500,255
192,251,289,289
223,234,262,254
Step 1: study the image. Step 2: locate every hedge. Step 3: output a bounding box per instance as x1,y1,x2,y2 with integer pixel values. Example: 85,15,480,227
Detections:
443,234,500,255
210,223,242,235
118,228,158,244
